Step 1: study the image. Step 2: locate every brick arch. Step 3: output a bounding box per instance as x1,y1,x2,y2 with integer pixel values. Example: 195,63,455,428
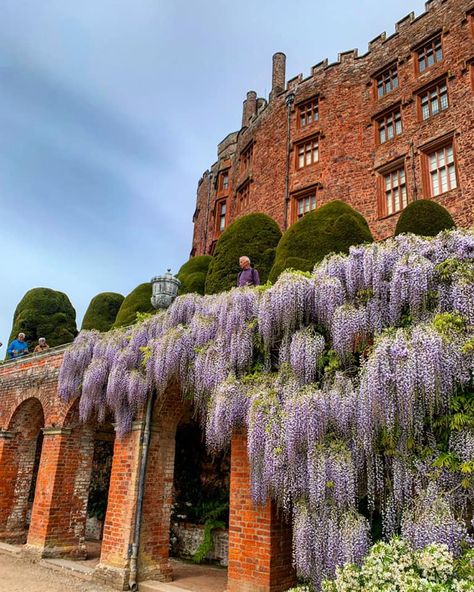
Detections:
0,397,45,543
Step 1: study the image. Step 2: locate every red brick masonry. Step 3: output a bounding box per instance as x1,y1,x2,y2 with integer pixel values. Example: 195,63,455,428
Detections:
192,0,474,256
0,351,296,591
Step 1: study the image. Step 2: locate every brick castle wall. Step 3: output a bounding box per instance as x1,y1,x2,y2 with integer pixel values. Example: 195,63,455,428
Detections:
192,0,474,256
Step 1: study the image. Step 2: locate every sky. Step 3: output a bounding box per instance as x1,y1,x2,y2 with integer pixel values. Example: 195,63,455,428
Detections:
0,0,428,356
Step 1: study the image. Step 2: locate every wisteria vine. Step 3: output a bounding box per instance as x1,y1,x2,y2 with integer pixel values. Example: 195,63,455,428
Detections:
58,229,474,588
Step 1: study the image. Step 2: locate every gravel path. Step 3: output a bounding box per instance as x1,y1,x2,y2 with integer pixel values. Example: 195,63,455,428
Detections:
0,553,113,592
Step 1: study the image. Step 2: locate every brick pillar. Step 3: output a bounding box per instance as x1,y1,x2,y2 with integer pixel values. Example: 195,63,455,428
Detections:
227,432,296,592
95,423,143,590
138,386,185,582
26,424,94,558
0,430,41,543
0,431,19,541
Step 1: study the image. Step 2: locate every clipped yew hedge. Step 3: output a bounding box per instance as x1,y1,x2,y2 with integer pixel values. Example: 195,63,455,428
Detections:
177,255,213,295
205,213,282,294
269,200,373,282
6,287,77,357
81,292,124,332
114,283,154,328
395,199,456,237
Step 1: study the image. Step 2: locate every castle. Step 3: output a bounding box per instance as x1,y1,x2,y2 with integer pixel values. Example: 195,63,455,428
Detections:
192,0,474,256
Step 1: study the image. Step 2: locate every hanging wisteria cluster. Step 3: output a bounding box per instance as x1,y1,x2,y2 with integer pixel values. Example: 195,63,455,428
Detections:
58,229,474,589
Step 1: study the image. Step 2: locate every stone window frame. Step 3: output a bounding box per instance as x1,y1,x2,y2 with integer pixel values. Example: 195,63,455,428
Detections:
420,133,459,199
215,199,228,233
217,169,230,195
376,157,409,219
416,76,449,121
296,96,319,128
236,180,251,214
290,183,321,224
373,62,399,99
294,133,320,170
413,32,444,75
240,141,254,174
373,102,403,145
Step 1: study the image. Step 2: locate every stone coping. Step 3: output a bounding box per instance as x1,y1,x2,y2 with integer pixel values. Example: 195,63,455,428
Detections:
0,344,68,369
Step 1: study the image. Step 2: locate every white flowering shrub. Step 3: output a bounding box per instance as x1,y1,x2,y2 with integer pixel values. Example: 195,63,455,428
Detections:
319,538,474,592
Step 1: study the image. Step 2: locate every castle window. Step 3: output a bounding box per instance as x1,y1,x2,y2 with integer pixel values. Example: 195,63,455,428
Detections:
237,182,251,213
417,35,443,73
296,138,319,169
295,193,316,219
375,65,398,98
218,170,229,192
240,143,254,173
425,142,457,197
419,80,448,120
378,162,408,217
298,98,319,127
377,108,402,144
216,200,227,232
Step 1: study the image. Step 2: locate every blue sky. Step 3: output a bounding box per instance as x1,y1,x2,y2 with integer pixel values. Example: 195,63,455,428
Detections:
0,0,428,356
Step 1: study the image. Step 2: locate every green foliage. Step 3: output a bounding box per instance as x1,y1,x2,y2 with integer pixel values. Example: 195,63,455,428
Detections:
395,199,455,237
432,312,465,337
269,200,373,282
81,292,124,332
191,502,228,564
6,287,77,357
177,255,213,295
205,213,282,294
113,283,154,328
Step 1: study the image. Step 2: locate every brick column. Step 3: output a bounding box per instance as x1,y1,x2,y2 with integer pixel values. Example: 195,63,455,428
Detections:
26,424,94,558
137,387,185,582
227,432,296,592
0,431,19,541
95,423,143,590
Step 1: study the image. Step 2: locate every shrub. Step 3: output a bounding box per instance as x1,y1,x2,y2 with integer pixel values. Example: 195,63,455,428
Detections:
269,200,373,282
395,199,455,237
322,538,474,592
81,292,124,332
177,255,213,295
205,213,282,294
6,287,77,357
114,283,153,328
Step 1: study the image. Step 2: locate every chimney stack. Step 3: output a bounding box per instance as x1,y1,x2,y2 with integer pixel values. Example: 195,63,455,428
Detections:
270,52,286,101
242,90,257,127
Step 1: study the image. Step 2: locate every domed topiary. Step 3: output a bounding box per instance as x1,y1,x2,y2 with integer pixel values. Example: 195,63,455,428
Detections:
177,255,213,295
81,292,125,332
114,283,154,328
269,200,373,282
395,199,455,237
205,213,282,294
6,287,77,358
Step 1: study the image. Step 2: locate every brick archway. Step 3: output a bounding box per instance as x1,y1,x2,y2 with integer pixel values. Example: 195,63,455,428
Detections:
0,397,44,543
25,398,97,558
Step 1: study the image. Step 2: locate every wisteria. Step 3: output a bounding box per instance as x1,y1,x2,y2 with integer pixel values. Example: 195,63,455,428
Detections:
57,229,474,588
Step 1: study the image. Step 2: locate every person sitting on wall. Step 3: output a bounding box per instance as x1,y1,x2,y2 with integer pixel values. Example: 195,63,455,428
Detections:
7,332,29,358
34,337,50,353
237,256,260,287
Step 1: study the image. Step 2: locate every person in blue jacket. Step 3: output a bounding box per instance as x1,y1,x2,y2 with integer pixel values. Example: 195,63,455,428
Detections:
7,333,29,359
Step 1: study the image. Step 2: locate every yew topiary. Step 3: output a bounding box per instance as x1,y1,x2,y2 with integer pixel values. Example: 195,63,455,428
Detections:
113,283,154,328
269,200,373,282
81,292,124,332
395,199,456,237
6,287,77,357
177,255,213,295
205,213,282,294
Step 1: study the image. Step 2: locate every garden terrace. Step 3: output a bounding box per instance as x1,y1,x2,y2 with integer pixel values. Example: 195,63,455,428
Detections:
1,229,474,590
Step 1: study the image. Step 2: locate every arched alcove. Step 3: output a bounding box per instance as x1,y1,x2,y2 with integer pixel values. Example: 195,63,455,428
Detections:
0,397,45,543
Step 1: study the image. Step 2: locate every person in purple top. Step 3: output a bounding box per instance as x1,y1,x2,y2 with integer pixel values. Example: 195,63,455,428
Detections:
237,256,260,287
